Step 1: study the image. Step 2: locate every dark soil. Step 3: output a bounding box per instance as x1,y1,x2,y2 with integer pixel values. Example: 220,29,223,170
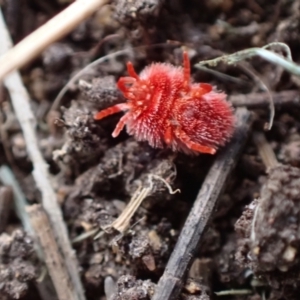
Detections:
0,230,37,299
1,0,300,299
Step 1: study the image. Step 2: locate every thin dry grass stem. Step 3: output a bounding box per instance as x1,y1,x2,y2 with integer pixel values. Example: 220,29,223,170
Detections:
36,267,48,283
50,47,134,113
237,61,274,130
252,131,279,169
0,13,86,300
0,0,108,81
108,185,151,233
197,42,293,69
105,174,180,234
195,65,249,85
72,228,98,244
0,166,34,234
250,197,260,243
149,174,181,195
214,289,253,296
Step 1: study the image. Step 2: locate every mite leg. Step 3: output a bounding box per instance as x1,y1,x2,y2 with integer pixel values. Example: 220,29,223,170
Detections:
126,62,140,80
182,51,212,96
183,51,190,91
164,126,173,145
175,128,216,155
190,83,213,98
112,113,131,137
117,77,136,96
94,103,129,120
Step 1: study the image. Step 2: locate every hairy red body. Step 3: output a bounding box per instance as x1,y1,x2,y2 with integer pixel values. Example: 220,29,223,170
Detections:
95,52,235,155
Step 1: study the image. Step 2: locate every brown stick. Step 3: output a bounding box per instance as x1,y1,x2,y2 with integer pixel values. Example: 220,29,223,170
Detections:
152,107,253,300
0,0,108,81
0,186,13,233
27,205,74,300
229,90,300,108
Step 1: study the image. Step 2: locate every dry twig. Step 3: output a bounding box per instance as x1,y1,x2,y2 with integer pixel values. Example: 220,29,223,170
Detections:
253,132,279,169
0,166,57,300
0,186,13,233
152,108,253,300
0,0,108,81
27,205,75,300
0,166,33,234
230,90,300,108
0,11,86,300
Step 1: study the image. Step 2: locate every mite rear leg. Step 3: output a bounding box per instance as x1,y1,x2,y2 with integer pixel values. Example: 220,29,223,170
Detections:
175,128,216,155
164,125,173,145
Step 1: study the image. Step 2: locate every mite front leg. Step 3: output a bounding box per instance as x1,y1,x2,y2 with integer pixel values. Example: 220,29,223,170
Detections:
94,103,129,120
117,77,137,98
126,62,140,80
112,113,131,137
175,128,216,155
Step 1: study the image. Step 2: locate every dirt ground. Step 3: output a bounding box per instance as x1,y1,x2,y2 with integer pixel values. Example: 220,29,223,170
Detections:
1,0,300,299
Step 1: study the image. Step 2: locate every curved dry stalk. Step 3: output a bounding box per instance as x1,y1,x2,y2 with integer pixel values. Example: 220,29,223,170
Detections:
196,42,296,131
50,48,135,112
0,0,108,81
194,65,249,85
237,61,274,130
196,42,294,69
50,42,182,114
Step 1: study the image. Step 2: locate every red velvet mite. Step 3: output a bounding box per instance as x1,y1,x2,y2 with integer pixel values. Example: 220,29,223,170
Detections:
94,51,235,155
